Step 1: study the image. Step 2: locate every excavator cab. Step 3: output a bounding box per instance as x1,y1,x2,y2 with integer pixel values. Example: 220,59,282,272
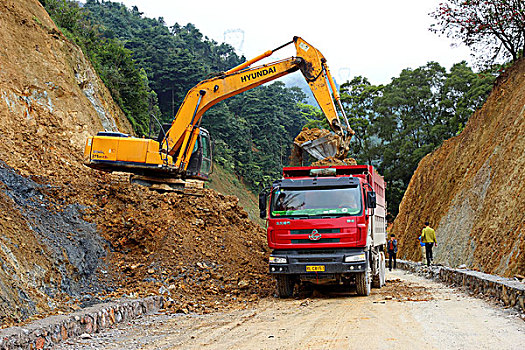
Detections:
156,124,212,180
186,128,212,180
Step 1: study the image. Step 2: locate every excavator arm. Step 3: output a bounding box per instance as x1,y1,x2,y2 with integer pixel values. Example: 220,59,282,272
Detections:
84,36,353,182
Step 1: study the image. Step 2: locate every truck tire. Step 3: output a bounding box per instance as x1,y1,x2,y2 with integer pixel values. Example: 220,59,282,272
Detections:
275,275,295,298
372,252,386,288
379,252,386,287
356,269,371,296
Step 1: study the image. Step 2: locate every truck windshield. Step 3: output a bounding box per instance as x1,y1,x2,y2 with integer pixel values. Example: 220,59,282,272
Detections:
270,187,362,218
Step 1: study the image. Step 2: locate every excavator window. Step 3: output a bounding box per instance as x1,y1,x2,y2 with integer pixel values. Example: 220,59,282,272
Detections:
200,131,212,176
202,135,210,158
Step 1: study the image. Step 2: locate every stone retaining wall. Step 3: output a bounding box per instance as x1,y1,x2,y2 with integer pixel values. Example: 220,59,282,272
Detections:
397,260,525,311
0,296,164,350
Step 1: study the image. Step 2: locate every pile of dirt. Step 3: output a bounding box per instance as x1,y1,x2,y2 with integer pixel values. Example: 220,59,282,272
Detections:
378,279,433,302
293,127,331,145
312,157,357,166
0,0,272,326
79,181,272,315
0,0,133,325
392,58,525,277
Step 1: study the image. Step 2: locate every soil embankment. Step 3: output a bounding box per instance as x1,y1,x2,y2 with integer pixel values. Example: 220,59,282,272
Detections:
392,59,525,277
0,0,130,324
0,0,271,326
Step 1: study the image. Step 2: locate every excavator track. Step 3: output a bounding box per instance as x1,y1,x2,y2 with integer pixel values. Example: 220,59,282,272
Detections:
130,175,205,195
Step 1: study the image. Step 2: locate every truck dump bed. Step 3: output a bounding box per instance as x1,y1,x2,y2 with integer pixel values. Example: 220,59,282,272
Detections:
282,165,386,247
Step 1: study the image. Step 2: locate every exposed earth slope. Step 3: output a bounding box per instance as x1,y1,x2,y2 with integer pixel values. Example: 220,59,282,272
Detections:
392,59,525,277
0,0,130,324
0,0,270,326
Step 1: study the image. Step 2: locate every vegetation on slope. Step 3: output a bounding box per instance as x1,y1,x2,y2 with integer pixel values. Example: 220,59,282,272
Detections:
208,164,265,227
39,0,157,135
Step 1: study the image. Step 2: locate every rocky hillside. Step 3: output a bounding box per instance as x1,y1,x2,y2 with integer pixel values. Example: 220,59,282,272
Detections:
0,0,129,324
392,58,525,277
0,0,270,326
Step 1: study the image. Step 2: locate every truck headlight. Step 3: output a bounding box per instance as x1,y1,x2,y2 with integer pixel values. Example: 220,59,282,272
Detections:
344,253,366,263
269,256,287,264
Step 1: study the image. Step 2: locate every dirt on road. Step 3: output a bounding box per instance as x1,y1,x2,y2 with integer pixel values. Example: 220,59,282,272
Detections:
55,270,525,350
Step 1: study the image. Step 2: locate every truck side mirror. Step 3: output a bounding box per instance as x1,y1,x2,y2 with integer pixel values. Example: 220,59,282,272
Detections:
367,191,377,209
259,192,267,219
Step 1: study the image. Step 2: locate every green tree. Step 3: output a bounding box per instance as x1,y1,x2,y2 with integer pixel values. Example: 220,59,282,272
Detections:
374,62,449,216
299,103,329,130
440,61,497,135
340,76,384,165
83,2,244,121
39,0,82,32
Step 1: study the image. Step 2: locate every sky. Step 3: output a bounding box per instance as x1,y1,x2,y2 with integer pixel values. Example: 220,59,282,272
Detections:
116,0,473,85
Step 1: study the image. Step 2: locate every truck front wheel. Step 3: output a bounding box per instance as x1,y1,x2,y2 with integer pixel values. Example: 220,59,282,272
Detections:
356,269,371,296
275,275,295,298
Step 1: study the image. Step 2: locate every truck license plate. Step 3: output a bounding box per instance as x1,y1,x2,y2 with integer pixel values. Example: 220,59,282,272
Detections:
306,265,325,272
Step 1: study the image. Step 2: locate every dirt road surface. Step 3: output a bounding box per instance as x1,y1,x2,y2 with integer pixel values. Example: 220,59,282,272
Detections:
56,270,525,350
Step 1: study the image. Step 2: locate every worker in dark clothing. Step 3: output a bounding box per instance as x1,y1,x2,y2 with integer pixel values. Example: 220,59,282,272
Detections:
421,222,437,266
387,233,398,271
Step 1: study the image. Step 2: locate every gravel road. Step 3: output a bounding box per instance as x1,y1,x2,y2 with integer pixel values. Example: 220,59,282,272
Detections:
55,269,525,350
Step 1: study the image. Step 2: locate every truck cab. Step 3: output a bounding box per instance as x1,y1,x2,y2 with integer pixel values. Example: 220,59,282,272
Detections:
260,165,387,297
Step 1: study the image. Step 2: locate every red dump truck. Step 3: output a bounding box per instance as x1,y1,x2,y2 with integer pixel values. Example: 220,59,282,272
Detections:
259,165,387,297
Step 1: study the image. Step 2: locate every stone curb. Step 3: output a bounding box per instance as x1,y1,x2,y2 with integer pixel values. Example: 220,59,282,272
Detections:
0,296,164,350
397,260,525,311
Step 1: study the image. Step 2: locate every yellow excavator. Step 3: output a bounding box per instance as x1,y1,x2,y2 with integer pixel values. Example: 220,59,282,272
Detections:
84,36,353,190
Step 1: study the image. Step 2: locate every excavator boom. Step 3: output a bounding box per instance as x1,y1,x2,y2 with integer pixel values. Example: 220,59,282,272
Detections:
84,37,353,186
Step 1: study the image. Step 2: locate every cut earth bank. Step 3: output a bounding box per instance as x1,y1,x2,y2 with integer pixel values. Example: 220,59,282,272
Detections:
0,0,272,327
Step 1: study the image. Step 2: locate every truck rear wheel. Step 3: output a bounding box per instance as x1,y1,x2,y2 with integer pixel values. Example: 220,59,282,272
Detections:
356,269,371,296
372,252,386,288
379,252,386,286
275,275,295,298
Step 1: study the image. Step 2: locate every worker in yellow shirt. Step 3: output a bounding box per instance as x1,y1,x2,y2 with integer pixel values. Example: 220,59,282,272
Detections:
421,222,437,266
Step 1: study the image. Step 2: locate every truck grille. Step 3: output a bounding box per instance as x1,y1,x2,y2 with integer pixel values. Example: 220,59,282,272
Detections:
295,249,340,255
291,238,340,244
296,257,337,263
290,229,340,235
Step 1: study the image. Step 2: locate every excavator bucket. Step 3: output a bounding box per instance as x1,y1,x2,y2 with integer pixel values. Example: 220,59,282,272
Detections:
294,133,341,160
293,128,350,161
